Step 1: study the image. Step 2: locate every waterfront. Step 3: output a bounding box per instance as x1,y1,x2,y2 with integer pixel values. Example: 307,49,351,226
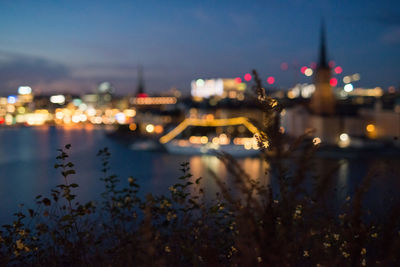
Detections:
1,126,399,224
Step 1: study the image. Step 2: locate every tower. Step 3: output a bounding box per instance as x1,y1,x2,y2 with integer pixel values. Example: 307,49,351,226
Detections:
310,22,335,115
136,65,147,97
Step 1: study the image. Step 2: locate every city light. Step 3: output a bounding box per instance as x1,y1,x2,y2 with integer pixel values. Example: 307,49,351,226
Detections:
235,77,242,83
304,68,313,76
344,83,354,92
329,77,338,87
50,95,65,104
196,79,205,87
352,73,360,81
7,96,17,104
267,76,275,84
343,76,351,84
313,137,321,145
18,86,32,95
366,124,375,133
300,66,307,74
339,133,349,142
334,66,343,74
146,124,155,133
244,73,252,82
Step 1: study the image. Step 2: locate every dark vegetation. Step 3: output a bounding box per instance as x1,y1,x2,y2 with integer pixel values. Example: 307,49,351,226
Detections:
0,71,399,266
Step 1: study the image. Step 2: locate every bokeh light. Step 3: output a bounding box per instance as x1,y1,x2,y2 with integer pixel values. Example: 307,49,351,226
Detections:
329,77,338,87
267,76,275,84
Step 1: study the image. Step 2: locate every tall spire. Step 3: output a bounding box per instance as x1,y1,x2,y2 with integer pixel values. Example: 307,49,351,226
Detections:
318,20,328,68
136,65,145,96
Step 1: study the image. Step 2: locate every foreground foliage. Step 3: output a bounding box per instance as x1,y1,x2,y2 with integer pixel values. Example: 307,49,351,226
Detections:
0,71,399,266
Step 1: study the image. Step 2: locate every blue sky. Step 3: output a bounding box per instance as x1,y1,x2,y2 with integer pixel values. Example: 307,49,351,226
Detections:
0,0,399,95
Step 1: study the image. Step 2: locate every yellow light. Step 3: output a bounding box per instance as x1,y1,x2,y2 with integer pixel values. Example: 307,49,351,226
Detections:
212,137,219,144
244,141,252,150
238,83,246,91
159,117,262,144
200,136,208,144
146,124,155,133
206,114,214,121
313,137,321,145
287,91,296,99
5,114,13,125
17,106,26,114
6,105,15,113
124,109,136,117
366,124,375,133
129,123,137,131
154,125,164,134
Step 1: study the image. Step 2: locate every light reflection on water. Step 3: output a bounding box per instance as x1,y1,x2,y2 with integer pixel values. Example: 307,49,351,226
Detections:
0,127,399,224
0,127,267,224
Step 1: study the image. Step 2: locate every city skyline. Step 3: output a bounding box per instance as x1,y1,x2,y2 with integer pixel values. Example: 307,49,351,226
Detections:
0,0,399,95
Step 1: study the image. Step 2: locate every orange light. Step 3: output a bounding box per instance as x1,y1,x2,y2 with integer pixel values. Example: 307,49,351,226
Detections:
129,123,137,131
154,125,163,134
366,124,375,133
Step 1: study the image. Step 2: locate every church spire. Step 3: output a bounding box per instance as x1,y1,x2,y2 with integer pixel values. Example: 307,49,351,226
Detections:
136,65,145,96
318,20,328,68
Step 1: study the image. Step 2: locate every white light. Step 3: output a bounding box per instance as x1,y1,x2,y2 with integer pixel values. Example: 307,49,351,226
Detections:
339,133,349,142
344,83,354,92
191,78,224,98
304,68,313,77
146,124,154,133
50,95,65,104
18,86,32,95
7,96,17,104
115,112,126,124
196,79,205,87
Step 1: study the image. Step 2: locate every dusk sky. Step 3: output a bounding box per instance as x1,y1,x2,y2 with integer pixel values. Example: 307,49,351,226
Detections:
0,0,399,95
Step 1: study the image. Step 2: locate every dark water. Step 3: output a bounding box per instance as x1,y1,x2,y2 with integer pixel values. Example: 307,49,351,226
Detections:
0,126,267,224
0,127,399,224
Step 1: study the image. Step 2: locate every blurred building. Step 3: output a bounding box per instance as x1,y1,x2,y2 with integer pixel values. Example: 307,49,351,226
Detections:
282,24,400,147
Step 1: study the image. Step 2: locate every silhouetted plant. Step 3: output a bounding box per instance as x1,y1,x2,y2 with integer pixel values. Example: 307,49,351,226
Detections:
0,72,399,266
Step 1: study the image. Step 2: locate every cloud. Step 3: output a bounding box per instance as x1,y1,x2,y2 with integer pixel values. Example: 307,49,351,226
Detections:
0,51,70,94
0,51,191,95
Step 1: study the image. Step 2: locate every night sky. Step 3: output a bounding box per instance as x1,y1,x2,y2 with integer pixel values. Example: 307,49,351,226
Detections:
0,0,399,95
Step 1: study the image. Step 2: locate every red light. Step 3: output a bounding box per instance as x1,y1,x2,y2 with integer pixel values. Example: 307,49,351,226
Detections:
300,66,307,74
330,77,338,87
280,62,288,71
244,73,252,82
334,66,343,74
310,62,317,69
267,76,275,84
0,117,4,124
235,77,242,83
329,61,335,68
137,93,148,98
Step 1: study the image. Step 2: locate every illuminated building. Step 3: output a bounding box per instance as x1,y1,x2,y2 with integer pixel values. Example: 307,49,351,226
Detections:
310,22,336,115
190,78,246,101
97,82,114,107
